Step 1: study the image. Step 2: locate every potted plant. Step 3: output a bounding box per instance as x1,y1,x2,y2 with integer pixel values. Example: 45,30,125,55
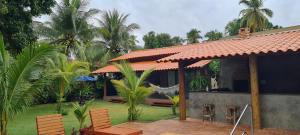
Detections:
189,75,209,91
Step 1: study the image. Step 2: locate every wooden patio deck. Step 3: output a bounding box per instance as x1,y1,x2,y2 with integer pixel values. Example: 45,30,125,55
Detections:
116,118,300,135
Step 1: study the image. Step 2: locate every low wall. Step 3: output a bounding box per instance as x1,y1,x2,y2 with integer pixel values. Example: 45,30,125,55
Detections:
189,92,300,131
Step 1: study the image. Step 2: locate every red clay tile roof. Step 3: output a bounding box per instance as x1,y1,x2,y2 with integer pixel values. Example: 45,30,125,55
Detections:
159,29,300,62
92,60,210,74
110,45,198,62
92,61,178,73
186,60,211,69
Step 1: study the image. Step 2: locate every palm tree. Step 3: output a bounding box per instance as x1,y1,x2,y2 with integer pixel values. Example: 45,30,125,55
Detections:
111,62,154,121
35,0,100,57
97,9,140,55
186,28,202,44
239,0,273,32
204,30,223,41
78,43,111,70
47,53,90,114
0,35,57,135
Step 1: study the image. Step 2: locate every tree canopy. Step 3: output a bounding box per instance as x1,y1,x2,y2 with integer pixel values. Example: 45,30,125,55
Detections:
204,30,223,41
186,28,202,44
225,18,282,36
35,0,99,58
97,9,140,55
143,31,183,49
0,0,55,55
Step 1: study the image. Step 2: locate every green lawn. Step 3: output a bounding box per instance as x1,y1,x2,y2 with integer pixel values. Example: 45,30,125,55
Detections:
8,100,175,135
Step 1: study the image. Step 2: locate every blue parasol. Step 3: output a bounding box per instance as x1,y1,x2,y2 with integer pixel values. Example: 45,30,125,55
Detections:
76,76,97,81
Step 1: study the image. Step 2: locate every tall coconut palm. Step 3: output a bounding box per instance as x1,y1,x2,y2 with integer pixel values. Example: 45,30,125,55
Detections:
47,53,90,114
111,62,154,121
186,28,202,44
239,0,273,32
97,9,140,55
0,35,57,135
35,0,100,57
80,44,111,70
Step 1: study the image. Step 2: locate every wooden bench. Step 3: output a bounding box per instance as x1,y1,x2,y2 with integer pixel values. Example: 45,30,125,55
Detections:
36,114,65,135
106,96,126,103
146,98,173,107
89,108,143,135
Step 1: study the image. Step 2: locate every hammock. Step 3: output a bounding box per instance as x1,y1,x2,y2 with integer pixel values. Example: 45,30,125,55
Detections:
150,83,179,95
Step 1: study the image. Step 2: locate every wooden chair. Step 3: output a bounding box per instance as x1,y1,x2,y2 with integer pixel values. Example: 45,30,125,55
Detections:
225,105,240,124
202,104,215,122
89,108,143,135
36,114,65,135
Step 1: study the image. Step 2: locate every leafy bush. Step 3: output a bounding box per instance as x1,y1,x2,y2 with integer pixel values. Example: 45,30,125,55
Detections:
208,59,220,76
189,75,209,91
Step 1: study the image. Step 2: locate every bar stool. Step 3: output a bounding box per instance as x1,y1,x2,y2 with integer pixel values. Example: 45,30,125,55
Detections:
202,104,215,122
225,105,240,124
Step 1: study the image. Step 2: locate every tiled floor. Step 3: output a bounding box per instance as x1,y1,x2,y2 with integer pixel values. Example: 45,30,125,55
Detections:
116,118,300,135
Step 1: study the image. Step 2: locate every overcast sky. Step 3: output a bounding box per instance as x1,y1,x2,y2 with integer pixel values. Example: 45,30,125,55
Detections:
35,0,300,46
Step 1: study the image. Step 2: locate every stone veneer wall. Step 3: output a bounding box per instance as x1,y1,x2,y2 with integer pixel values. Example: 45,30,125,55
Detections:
189,92,300,131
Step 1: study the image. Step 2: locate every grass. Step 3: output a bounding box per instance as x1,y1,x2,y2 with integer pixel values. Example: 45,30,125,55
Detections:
8,100,175,135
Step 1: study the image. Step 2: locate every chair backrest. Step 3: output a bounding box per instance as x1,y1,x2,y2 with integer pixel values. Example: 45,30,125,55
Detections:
203,104,215,115
36,114,65,135
89,108,112,131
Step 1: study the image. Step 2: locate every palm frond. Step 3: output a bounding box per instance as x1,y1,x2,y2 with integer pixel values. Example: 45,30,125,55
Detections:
136,68,154,89
113,62,137,90
261,8,273,17
135,86,154,103
111,80,131,101
5,43,57,117
0,35,10,70
239,0,251,7
239,0,272,32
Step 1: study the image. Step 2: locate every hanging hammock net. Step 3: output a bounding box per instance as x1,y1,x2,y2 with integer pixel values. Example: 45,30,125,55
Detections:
150,83,179,95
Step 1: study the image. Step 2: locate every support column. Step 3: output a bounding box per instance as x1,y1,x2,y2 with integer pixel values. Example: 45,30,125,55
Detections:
103,75,107,100
178,61,186,120
249,55,261,129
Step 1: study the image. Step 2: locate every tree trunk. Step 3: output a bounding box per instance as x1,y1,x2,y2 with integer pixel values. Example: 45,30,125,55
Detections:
57,80,65,114
128,99,138,121
1,113,8,135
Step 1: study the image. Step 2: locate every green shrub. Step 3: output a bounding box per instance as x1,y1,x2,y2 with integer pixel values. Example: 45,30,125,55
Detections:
189,75,209,91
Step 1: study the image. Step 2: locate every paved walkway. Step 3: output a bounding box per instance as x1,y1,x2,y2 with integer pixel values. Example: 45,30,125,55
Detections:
117,118,300,135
